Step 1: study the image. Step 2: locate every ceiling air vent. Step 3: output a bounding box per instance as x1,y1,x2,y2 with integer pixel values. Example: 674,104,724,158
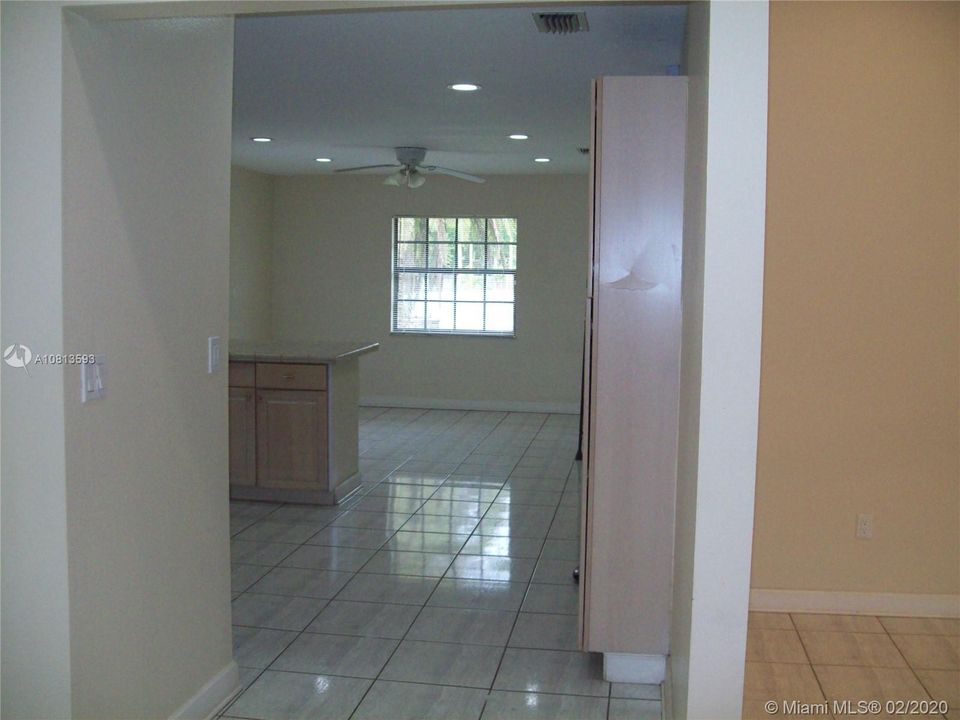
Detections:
533,12,589,35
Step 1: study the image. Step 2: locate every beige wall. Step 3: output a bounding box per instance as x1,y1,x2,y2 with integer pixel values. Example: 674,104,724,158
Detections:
753,1,960,597
231,166,274,342
61,13,235,718
267,173,588,410
1,4,74,717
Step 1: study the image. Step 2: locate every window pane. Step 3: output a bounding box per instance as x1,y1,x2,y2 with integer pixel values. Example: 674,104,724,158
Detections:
488,218,517,244
486,302,514,333
397,272,425,300
457,274,485,301
397,242,426,268
397,217,427,243
428,243,456,269
458,217,485,243
393,216,517,336
455,302,484,331
426,301,454,330
396,301,425,330
487,244,517,270
429,218,457,243
486,274,515,302
457,244,485,269
426,273,454,301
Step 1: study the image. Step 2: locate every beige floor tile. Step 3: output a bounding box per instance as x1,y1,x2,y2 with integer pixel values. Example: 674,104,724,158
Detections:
743,662,824,702
746,628,809,663
748,612,794,630
914,668,960,707
879,617,960,637
791,613,885,633
814,665,930,706
799,631,906,668
890,634,960,670
741,697,833,720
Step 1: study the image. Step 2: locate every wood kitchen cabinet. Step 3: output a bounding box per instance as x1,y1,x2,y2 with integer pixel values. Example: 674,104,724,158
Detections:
255,388,328,489
228,386,256,486
227,342,378,505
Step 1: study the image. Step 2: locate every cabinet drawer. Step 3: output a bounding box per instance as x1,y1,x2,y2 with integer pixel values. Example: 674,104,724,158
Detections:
229,362,256,388
256,362,327,390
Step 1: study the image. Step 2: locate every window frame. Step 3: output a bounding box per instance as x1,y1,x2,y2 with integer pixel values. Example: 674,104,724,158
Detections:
390,215,518,337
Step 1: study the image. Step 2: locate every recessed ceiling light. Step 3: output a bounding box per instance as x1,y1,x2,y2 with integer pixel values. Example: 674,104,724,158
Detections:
449,83,481,92
534,157,551,163
315,157,332,163
509,134,529,140
251,137,272,143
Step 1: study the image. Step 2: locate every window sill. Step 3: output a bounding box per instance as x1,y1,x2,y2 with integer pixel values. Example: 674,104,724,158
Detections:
390,331,516,339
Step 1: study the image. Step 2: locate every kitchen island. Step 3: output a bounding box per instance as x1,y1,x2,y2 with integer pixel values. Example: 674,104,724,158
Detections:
228,341,379,505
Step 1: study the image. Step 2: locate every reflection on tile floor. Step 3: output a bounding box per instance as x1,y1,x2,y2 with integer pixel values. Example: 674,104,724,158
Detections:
223,408,661,720
744,611,959,720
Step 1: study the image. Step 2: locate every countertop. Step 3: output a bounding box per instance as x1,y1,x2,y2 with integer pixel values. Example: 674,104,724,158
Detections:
229,341,380,364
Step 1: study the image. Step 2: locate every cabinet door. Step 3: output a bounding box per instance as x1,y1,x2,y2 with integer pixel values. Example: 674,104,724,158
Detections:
256,389,329,490
229,386,256,486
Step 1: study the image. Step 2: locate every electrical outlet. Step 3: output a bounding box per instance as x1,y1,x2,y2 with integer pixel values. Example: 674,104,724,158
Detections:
856,513,873,539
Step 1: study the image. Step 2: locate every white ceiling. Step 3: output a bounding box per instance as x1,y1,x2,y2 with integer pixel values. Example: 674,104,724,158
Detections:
232,4,687,176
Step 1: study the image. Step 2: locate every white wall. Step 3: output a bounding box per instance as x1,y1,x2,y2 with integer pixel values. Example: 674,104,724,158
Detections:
268,173,588,411
230,166,274,342
671,2,768,717
61,12,237,719
1,4,73,717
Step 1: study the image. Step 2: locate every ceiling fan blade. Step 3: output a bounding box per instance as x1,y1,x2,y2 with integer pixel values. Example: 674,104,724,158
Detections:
383,171,403,186
334,164,400,174
420,166,485,184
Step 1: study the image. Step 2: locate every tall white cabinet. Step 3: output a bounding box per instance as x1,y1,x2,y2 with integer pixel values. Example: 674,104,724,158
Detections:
579,76,687,681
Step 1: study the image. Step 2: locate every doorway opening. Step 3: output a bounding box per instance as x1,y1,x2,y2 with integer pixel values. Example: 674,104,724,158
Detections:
226,4,687,717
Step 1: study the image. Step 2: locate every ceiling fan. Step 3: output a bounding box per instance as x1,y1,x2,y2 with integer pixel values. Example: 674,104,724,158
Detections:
334,147,485,188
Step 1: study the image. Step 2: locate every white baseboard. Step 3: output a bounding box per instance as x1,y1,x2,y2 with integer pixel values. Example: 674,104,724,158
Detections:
603,652,666,684
169,660,241,720
750,589,960,618
360,395,579,415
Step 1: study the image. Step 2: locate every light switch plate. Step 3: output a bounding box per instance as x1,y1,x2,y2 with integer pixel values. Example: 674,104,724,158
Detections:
81,355,106,403
208,336,221,374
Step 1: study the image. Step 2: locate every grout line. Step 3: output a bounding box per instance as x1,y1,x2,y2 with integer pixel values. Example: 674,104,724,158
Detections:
788,611,835,709
344,409,526,720
229,409,583,720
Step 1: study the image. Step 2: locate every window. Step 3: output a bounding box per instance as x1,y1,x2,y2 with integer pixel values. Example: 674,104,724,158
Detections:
392,216,517,336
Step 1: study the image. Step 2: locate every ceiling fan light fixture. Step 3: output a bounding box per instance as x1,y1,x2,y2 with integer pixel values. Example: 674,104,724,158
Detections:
407,172,426,189
384,172,403,186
